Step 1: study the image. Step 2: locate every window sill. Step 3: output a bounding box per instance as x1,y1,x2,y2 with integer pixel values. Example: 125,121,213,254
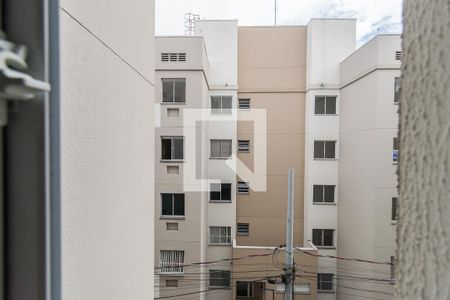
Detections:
392,161,398,165
209,287,231,290
313,202,336,206
394,102,399,105
316,246,336,250
208,243,232,246
318,290,336,294
313,158,338,161
237,233,249,236
209,157,232,160
160,102,186,105
237,192,250,195
160,159,185,163
159,273,185,277
209,200,232,204
160,216,185,220
237,150,250,153
314,114,338,116
391,220,398,225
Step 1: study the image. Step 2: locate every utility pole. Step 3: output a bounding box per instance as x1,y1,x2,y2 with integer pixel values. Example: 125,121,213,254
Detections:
274,0,277,26
285,168,294,300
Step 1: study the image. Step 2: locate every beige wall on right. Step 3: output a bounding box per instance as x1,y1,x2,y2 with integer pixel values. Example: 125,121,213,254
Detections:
397,0,450,299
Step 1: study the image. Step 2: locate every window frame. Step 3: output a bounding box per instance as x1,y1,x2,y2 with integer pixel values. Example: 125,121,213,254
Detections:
211,95,232,115
161,193,185,218
236,281,254,297
162,78,186,103
159,250,185,275
393,137,399,163
161,136,184,161
312,229,335,248
391,197,398,222
313,185,336,204
209,226,232,245
210,139,232,159
314,140,337,160
209,183,232,203
209,270,232,289
317,273,334,292
314,96,337,115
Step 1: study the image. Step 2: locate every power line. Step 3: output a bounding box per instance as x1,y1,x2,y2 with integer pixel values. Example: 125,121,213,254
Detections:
295,247,394,265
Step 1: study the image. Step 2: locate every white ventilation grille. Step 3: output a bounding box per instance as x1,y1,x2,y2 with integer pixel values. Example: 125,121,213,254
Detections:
395,51,402,60
159,250,184,274
161,53,187,62
237,181,249,194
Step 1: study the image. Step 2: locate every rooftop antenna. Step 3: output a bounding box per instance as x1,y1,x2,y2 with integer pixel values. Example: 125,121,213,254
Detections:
274,0,277,26
185,13,200,36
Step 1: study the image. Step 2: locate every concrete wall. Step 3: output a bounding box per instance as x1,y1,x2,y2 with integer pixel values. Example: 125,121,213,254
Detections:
338,35,400,300
237,26,307,248
397,0,450,299
59,0,155,299
304,19,356,300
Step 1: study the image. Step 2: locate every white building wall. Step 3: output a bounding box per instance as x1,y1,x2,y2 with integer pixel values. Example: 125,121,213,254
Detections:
305,19,356,300
60,0,155,299
195,20,238,300
338,35,401,300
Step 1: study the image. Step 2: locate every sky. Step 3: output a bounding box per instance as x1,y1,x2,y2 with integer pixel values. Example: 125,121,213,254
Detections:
156,0,403,45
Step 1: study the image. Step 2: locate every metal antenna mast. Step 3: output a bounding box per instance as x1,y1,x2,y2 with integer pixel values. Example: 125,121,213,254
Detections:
284,168,295,300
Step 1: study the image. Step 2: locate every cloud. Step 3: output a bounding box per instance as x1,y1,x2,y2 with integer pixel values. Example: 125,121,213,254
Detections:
155,0,403,45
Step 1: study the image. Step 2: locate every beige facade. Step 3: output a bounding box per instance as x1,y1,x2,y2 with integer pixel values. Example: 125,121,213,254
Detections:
234,26,317,300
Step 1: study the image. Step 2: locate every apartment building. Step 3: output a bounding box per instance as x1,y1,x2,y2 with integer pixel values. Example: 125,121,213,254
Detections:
337,34,401,299
154,20,238,300
2,0,156,299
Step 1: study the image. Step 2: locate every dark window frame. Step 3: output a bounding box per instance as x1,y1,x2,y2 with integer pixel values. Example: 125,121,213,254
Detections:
209,270,232,288
209,183,232,202
162,78,186,103
313,185,336,204
161,136,184,160
312,229,334,248
317,273,334,291
315,96,337,115
236,281,253,297
211,95,232,114
314,141,336,159
161,193,185,217
210,139,232,158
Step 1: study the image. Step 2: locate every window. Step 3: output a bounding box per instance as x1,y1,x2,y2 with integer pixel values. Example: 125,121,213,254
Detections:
393,137,399,162
209,270,231,288
314,141,336,159
395,51,402,60
209,226,231,245
315,96,337,115
237,223,249,236
390,256,395,280
161,136,184,160
162,79,186,103
391,197,398,221
161,193,185,217
238,140,250,152
211,96,232,114
238,98,250,109
159,250,184,274
394,77,400,103
236,281,253,297
161,53,187,62
165,280,178,287
210,183,231,202
210,139,232,158
317,273,334,291
237,181,249,194
313,185,335,203
312,229,334,247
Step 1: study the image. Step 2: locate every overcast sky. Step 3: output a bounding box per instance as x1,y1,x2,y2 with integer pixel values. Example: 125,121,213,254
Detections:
156,0,402,45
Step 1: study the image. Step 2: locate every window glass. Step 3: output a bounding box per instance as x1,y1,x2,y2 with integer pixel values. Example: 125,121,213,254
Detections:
174,79,185,102
323,230,334,246
312,229,322,245
221,140,232,157
236,282,252,297
211,140,221,157
173,194,185,216
394,77,400,102
314,141,324,159
162,80,174,102
173,138,183,159
221,184,231,201
324,186,335,203
313,185,323,203
210,183,221,201
161,194,173,215
161,138,172,160
325,141,336,159
315,96,326,114
326,97,337,114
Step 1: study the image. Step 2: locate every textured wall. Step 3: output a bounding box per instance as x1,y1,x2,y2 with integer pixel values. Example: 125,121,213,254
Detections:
397,0,450,299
